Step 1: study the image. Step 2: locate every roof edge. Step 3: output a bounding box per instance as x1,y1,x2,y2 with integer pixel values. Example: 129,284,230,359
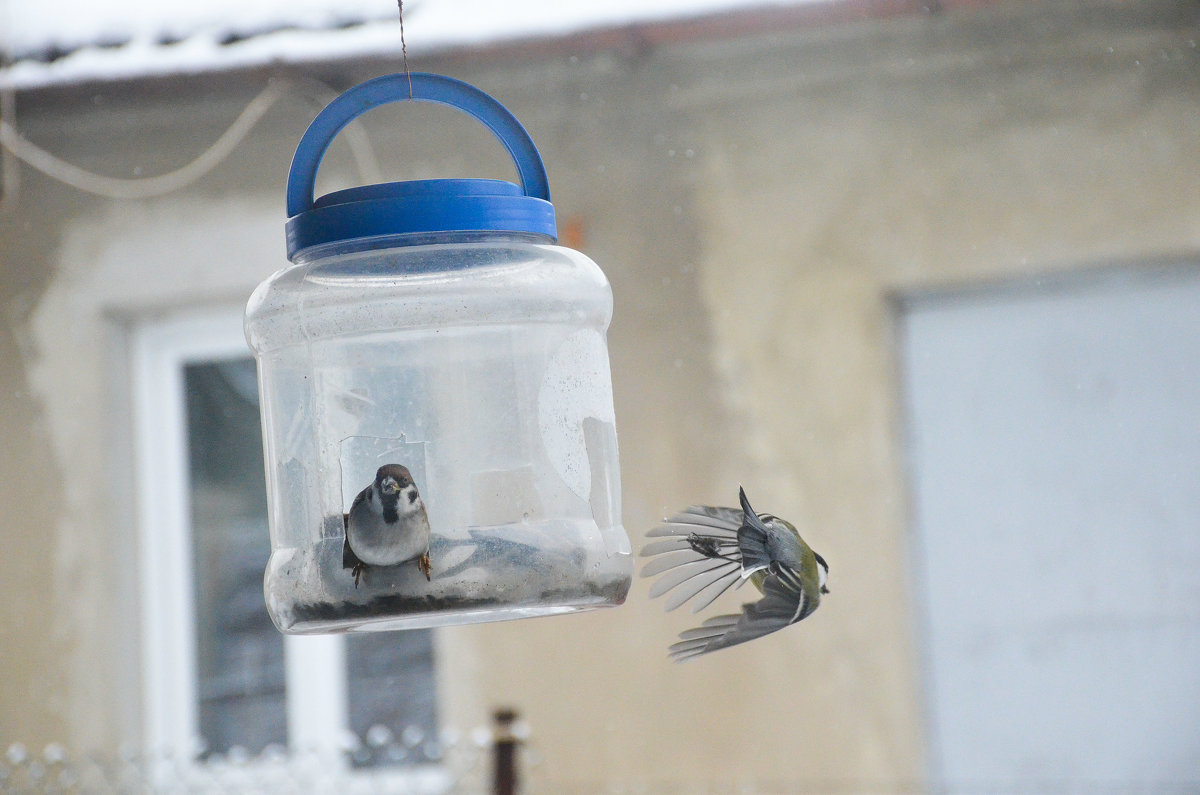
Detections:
0,0,981,93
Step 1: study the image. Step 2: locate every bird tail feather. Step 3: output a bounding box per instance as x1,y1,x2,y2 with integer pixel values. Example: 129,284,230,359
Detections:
737,487,773,576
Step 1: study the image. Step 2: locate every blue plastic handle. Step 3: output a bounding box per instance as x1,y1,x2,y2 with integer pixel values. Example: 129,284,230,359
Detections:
286,73,550,218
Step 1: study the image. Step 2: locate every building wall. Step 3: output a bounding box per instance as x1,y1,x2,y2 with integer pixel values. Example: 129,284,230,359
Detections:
2,0,1198,789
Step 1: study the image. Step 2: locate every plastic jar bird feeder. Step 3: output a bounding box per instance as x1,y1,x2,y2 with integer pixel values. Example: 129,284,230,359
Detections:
244,73,632,633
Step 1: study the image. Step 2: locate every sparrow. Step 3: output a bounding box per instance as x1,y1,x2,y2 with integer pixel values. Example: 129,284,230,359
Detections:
343,464,432,588
640,487,829,661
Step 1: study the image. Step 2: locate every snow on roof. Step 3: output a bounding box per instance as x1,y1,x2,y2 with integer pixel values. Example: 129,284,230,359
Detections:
1,0,826,90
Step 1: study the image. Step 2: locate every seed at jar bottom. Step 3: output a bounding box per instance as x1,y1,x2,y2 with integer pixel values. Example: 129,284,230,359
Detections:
266,517,630,633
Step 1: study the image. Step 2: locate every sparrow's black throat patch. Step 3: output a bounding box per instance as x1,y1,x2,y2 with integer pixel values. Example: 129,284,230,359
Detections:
380,491,400,524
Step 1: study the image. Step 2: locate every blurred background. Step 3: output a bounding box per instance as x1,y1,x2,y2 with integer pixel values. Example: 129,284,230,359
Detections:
2,0,1199,791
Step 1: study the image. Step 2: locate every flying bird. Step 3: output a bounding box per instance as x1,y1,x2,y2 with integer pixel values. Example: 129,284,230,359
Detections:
641,487,829,661
343,464,432,588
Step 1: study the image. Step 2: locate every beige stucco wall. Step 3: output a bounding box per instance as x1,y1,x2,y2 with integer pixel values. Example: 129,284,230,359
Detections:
2,0,1198,789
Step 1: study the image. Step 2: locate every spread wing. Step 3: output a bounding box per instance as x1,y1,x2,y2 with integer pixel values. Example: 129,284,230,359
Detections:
640,505,748,613
347,485,370,517
667,565,813,662
342,484,369,570
342,512,362,570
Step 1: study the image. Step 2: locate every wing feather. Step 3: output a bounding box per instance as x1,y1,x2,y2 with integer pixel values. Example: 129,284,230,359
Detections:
648,522,738,541
647,558,737,600
667,568,812,661
662,564,742,612
639,538,696,556
686,566,746,614
640,549,710,578
663,505,742,533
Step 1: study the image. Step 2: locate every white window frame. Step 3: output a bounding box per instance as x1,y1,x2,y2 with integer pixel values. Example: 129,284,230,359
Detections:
131,306,446,790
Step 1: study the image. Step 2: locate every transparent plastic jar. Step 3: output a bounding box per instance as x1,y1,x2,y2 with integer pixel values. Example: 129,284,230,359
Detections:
245,74,632,633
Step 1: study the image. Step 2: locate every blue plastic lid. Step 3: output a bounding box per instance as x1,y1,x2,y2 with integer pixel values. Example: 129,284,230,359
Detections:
286,73,557,261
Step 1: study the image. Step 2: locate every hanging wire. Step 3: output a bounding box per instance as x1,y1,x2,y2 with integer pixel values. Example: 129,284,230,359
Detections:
398,0,414,99
0,75,383,202
0,87,18,211
0,81,283,200
0,2,417,203
288,74,383,184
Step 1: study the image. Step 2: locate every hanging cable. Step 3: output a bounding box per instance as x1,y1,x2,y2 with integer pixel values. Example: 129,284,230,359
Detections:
0,75,388,201
286,75,383,185
398,0,413,99
0,81,284,199
0,87,18,211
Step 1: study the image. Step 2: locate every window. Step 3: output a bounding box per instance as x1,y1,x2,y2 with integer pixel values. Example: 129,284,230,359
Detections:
131,307,442,784
185,358,287,754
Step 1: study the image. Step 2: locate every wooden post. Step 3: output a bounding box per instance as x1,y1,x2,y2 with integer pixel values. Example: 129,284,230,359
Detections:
492,708,520,795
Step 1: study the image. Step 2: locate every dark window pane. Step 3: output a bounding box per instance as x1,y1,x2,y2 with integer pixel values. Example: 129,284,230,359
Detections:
185,359,286,756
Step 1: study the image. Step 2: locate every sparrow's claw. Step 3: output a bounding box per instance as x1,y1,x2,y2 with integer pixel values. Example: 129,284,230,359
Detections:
352,562,366,588
418,552,432,581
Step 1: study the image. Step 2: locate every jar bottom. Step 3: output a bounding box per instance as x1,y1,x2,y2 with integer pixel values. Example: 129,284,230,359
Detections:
265,520,632,634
